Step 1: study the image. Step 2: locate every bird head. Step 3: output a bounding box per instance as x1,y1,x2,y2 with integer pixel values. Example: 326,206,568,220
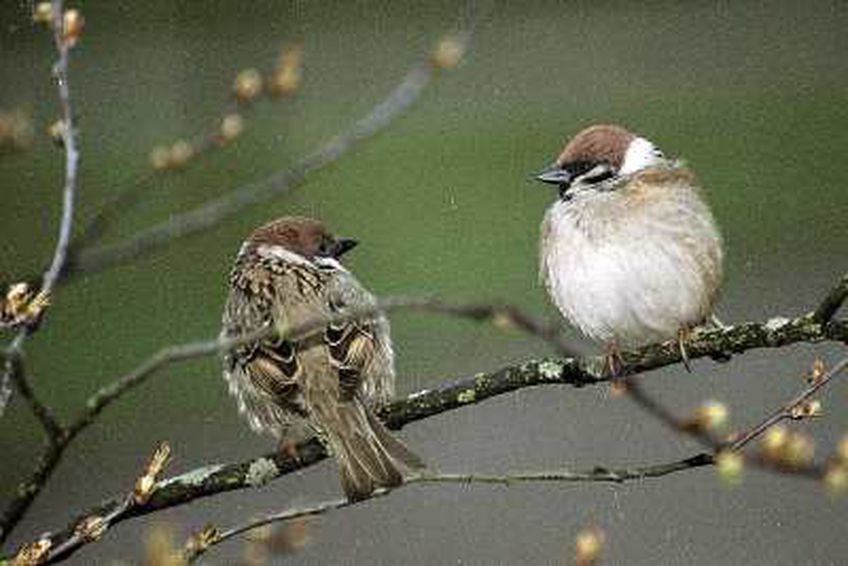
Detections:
535,124,667,200
245,216,358,263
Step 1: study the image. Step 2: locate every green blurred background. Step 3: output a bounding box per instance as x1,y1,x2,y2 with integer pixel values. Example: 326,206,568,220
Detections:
1,1,847,563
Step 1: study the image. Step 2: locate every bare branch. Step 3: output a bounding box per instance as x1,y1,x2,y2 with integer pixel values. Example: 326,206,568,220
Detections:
61,31,472,281
0,334,26,416
0,325,272,545
728,354,848,452
812,272,848,324
183,452,714,563
183,494,357,563
413,455,716,486
1,0,81,417
71,42,304,255
4,355,65,443
42,0,80,294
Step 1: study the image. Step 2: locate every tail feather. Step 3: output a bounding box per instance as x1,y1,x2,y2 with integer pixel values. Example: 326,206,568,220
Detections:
330,399,425,500
364,406,426,471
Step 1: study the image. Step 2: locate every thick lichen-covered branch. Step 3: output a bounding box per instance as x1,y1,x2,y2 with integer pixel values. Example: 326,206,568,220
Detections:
6,308,845,563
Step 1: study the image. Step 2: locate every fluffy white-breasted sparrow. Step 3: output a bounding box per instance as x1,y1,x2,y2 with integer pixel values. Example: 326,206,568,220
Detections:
536,124,723,368
221,216,423,500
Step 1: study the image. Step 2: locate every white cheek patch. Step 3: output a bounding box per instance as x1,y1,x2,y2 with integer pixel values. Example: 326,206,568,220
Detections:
619,137,664,175
314,256,346,272
256,244,313,267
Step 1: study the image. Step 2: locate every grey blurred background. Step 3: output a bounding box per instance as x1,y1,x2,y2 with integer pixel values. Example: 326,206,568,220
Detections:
1,1,847,564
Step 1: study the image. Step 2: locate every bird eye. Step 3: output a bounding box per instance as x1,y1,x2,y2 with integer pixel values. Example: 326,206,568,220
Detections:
581,163,614,184
317,237,332,256
568,161,594,177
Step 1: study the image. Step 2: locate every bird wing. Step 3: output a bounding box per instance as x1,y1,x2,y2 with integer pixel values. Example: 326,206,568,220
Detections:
221,260,312,434
324,270,395,405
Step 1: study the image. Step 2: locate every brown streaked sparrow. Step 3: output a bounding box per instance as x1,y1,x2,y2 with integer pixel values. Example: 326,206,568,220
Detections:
221,216,424,500
536,124,723,371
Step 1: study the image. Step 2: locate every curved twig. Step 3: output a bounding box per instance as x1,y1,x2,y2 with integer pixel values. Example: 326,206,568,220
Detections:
62,31,471,281
729,354,848,451
183,452,714,563
1,0,81,417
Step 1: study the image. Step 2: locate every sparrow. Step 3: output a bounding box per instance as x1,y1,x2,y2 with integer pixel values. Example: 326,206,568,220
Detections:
535,124,723,372
221,216,424,500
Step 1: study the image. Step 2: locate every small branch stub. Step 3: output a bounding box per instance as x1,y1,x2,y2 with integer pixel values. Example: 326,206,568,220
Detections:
430,34,466,69
73,514,106,543
218,113,244,143
61,9,84,48
684,400,729,434
32,3,53,25
574,527,605,566
133,441,172,505
0,109,34,152
183,524,220,561
824,465,848,495
233,69,263,103
10,536,51,566
0,283,50,331
269,43,303,97
759,426,815,469
716,451,744,486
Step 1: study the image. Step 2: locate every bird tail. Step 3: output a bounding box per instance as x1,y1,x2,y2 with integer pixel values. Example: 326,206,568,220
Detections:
329,398,425,501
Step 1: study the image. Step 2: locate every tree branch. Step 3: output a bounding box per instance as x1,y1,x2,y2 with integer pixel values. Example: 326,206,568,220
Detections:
59,31,471,282
42,0,80,294
70,42,306,256
182,452,715,563
3,302,845,560
4,356,65,443
1,0,80,417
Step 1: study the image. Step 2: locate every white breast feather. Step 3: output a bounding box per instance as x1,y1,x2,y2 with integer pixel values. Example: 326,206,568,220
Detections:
541,176,721,347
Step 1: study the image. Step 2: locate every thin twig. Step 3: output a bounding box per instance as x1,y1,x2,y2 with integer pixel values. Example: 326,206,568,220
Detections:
412,455,716,486
812,272,848,324
183,495,358,563
71,42,304,254
185,452,713,562
68,326,274,436
0,0,80,418
42,0,80,293
0,324,271,545
728,354,848,452
5,355,65,443
0,335,25,416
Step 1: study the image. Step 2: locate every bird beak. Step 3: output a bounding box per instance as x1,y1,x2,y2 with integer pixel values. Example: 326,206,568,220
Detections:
535,164,572,187
331,237,358,258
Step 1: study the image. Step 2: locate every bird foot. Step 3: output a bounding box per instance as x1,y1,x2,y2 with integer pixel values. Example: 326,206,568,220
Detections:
603,342,624,379
677,327,692,372
709,314,729,330
277,438,301,463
